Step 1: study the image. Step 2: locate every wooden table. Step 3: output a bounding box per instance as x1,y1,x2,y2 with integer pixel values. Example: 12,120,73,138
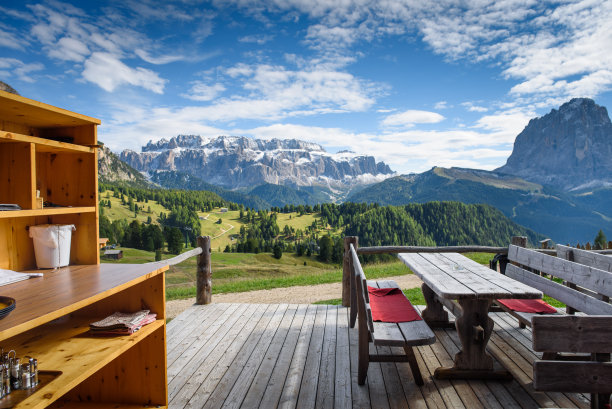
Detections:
399,252,542,380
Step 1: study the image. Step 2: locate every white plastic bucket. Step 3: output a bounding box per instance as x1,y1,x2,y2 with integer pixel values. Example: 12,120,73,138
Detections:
29,224,76,268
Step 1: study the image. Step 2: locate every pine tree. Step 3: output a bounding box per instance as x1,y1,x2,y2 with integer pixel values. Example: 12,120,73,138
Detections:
594,229,607,249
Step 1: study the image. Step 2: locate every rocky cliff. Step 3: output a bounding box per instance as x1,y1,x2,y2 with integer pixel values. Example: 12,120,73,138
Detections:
98,144,155,188
496,98,612,191
120,135,394,190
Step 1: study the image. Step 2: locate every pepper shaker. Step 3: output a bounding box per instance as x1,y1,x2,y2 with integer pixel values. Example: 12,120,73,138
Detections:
20,363,30,389
10,357,21,390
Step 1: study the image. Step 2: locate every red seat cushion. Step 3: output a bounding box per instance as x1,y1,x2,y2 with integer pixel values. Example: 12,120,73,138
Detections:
367,286,423,322
497,298,557,314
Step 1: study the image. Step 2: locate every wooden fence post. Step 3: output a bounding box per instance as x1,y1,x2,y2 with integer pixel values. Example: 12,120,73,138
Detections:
511,236,528,248
343,236,358,308
196,236,212,305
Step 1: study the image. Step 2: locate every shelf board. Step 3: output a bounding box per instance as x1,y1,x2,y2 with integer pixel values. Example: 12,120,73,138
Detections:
11,319,164,409
0,131,95,153
0,207,96,219
51,403,167,408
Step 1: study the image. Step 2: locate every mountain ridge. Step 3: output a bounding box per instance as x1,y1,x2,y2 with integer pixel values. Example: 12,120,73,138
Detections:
120,135,394,198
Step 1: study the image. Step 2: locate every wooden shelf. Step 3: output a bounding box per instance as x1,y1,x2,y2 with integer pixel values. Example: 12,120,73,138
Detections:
0,264,167,341
51,403,167,408
0,207,96,219
0,131,95,154
10,319,164,409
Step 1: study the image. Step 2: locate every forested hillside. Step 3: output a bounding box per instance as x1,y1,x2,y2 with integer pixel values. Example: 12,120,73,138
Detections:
99,182,543,261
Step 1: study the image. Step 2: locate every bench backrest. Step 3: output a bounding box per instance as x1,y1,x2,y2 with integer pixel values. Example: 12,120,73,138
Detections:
556,244,612,272
506,244,612,315
532,315,612,393
350,244,374,334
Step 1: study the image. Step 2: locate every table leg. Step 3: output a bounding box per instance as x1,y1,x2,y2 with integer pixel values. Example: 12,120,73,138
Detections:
434,298,513,381
421,283,453,328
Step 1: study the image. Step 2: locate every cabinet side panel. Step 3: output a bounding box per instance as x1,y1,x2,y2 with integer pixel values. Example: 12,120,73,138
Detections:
0,142,35,209
51,212,99,265
57,324,167,406
37,151,96,207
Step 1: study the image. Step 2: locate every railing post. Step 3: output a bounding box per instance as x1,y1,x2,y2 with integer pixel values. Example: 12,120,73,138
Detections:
511,236,527,248
343,236,358,307
196,236,212,305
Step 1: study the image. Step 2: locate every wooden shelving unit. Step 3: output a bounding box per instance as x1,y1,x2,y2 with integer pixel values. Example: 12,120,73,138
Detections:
0,90,99,271
0,91,168,408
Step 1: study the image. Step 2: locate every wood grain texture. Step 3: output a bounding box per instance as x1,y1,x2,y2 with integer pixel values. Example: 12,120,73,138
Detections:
343,236,358,308
168,303,593,409
0,130,95,154
533,361,612,393
509,244,612,298
196,236,212,305
0,89,100,128
0,263,167,341
506,264,612,315
532,315,612,353
557,244,612,273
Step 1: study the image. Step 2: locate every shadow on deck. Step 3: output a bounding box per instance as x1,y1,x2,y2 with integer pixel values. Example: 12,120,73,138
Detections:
166,303,590,409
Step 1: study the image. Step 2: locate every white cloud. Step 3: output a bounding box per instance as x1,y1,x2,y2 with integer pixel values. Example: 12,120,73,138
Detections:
0,58,44,82
239,34,274,45
182,82,226,101
48,36,89,62
434,101,449,110
461,102,488,112
134,49,186,65
217,0,612,105
0,25,27,49
381,110,445,128
82,52,166,93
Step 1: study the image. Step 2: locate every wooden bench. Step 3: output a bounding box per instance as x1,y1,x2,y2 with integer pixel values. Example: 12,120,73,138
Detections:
497,244,612,330
348,244,435,386
532,315,612,409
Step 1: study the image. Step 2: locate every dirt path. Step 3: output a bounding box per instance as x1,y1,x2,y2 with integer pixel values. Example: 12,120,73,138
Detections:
166,274,423,319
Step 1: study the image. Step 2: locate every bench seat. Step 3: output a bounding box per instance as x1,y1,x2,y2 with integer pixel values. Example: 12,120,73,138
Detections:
367,280,436,347
348,245,435,386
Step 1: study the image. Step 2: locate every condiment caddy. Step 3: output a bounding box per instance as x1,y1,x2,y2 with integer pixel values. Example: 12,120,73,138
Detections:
0,350,38,398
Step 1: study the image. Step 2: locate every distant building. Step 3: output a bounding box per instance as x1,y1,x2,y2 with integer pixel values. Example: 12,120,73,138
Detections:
220,208,228,213
99,238,109,249
103,249,123,260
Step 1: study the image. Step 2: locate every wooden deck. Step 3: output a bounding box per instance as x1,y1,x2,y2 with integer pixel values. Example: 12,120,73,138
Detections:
166,303,591,409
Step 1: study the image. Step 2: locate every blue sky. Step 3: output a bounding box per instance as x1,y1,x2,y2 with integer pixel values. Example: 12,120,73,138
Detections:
1,0,611,174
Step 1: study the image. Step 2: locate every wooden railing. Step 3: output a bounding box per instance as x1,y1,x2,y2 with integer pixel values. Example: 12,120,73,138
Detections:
146,235,212,305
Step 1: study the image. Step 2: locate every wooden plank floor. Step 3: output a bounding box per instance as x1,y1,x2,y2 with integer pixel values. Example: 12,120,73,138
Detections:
166,303,591,409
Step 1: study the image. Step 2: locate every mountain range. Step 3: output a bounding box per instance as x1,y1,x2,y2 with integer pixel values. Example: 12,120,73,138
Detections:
120,135,394,201
99,98,612,244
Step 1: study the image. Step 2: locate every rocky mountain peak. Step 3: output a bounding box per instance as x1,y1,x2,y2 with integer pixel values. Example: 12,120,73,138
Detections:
496,98,612,191
121,134,394,191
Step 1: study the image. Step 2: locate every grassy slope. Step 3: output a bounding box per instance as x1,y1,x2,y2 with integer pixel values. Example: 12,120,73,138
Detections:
100,190,167,226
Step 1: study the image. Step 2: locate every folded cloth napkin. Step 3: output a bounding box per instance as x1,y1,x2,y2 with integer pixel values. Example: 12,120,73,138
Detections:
367,286,422,323
90,313,157,335
497,298,557,314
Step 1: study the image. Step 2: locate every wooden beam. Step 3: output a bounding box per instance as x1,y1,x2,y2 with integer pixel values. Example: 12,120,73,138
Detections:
533,361,612,393
357,245,510,255
196,236,212,305
532,315,612,353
